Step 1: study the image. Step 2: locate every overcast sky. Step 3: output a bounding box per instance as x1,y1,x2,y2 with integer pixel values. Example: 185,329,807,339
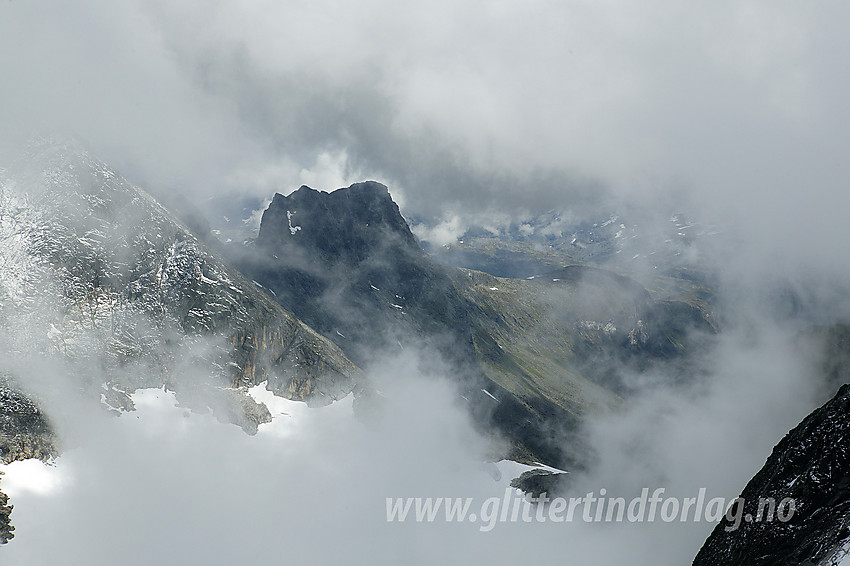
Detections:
2,1,849,246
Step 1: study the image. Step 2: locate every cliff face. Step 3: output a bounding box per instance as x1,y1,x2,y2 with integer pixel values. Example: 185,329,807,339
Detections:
251,182,477,368
693,383,850,566
0,481,11,544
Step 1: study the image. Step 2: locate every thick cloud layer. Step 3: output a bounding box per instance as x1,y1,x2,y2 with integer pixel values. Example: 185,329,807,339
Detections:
3,1,849,253
0,319,835,565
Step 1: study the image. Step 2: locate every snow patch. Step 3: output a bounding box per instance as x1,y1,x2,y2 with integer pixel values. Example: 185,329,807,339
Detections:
0,459,69,498
492,459,569,491
246,382,354,438
286,210,301,235
481,389,498,402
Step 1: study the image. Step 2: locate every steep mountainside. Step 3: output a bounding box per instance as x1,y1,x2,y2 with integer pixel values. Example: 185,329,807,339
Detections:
693,382,850,566
0,138,372,543
457,265,715,402
234,182,715,468
0,137,363,423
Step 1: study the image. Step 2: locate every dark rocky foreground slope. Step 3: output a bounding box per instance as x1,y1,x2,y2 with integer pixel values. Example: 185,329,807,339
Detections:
693,383,850,566
234,182,715,468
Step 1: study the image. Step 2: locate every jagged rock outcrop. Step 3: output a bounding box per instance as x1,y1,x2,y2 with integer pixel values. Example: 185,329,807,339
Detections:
0,475,13,544
510,468,570,499
250,182,480,366
693,383,850,566
258,182,419,265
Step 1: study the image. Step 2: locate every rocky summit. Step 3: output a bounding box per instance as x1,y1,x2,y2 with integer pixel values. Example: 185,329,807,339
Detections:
248,181,476,367
258,181,420,265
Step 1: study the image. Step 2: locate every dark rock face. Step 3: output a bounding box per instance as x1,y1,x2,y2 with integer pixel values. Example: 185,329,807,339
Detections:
510,469,570,499
258,182,420,265
693,384,850,566
249,182,477,367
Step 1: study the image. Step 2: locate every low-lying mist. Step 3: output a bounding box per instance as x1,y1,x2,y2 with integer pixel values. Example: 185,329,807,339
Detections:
1,264,841,565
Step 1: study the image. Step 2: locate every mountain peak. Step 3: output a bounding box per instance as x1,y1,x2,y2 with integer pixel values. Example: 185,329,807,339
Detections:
258,181,419,264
